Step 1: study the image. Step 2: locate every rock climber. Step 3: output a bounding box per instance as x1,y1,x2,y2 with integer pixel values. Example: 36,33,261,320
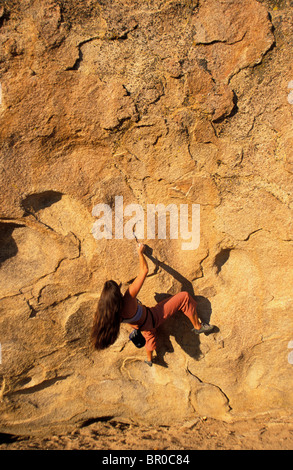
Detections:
91,242,214,366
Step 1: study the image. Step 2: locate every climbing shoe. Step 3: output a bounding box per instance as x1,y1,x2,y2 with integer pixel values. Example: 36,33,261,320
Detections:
145,360,153,367
192,323,214,335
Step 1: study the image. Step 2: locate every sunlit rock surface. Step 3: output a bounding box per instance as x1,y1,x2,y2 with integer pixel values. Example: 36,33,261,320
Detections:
0,0,293,435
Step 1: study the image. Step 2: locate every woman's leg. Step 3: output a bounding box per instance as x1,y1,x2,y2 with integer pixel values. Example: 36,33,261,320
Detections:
150,291,202,329
144,292,213,366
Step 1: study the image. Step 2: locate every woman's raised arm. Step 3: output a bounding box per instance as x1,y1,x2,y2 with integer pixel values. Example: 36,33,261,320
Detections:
127,243,149,298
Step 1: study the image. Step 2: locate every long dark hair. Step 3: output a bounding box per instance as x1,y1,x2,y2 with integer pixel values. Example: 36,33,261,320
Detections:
91,280,123,350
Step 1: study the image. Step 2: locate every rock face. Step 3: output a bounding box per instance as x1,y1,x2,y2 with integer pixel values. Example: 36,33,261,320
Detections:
0,0,293,434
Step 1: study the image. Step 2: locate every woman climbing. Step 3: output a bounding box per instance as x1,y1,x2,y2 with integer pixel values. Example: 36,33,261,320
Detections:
91,242,214,366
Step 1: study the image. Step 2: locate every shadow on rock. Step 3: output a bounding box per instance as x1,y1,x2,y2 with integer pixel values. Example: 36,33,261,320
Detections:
145,245,219,366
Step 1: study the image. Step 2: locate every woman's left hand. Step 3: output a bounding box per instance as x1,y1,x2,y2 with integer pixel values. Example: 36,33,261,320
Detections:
136,242,145,254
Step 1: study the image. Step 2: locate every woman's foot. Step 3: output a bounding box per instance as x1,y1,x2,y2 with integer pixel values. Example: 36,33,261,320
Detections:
145,360,153,367
192,323,214,335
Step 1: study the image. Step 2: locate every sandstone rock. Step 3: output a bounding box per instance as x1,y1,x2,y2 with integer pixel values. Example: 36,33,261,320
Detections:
0,0,292,436
189,379,231,420
192,0,274,82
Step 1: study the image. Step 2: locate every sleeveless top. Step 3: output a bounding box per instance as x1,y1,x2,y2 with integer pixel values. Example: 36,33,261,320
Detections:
121,299,144,324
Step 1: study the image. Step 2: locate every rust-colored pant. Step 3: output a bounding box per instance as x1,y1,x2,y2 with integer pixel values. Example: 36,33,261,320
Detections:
142,291,197,352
